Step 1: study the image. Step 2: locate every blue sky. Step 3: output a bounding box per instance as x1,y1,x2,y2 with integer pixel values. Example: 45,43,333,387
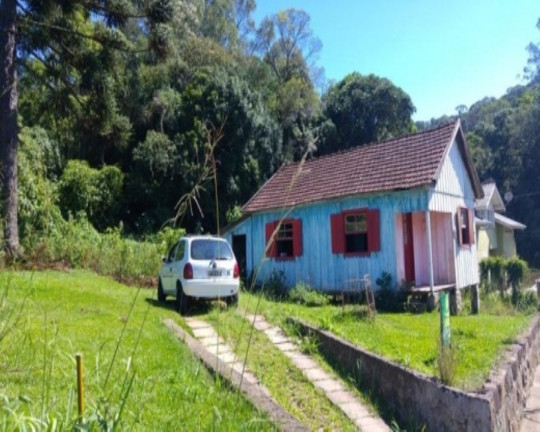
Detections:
253,1,539,121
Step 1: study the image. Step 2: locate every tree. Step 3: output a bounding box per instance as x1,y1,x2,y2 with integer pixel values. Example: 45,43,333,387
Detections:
0,0,173,255
0,0,19,256
252,9,322,161
525,18,540,82
319,73,415,155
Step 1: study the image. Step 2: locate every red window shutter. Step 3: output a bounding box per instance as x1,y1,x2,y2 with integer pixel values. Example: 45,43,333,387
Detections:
468,208,475,245
331,213,344,254
265,221,277,257
456,211,463,246
367,209,381,252
292,219,303,257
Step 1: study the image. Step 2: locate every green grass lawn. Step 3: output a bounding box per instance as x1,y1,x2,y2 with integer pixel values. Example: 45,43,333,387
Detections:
238,291,535,391
0,270,275,430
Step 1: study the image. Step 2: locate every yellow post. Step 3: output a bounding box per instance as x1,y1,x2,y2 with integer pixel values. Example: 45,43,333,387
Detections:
76,353,85,417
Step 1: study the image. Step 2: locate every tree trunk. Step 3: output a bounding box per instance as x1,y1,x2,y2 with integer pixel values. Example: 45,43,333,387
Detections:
0,0,20,257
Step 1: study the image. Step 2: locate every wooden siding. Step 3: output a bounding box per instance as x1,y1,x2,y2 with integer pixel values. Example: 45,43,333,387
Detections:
429,139,479,288
227,189,429,291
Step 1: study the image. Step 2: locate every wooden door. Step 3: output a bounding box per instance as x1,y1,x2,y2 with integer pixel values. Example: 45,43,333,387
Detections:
403,213,415,283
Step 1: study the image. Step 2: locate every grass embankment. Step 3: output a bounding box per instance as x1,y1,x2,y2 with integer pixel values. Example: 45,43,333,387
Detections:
0,270,274,430
205,307,357,431
238,291,535,391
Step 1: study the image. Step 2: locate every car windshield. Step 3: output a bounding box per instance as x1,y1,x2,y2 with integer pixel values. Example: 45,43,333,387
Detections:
190,239,233,260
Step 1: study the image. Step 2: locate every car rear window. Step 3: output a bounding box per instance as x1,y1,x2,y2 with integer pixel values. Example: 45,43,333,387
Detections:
190,239,234,260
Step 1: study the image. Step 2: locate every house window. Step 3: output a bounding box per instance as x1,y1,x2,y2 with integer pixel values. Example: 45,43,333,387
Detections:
457,207,474,246
331,209,380,255
277,222,294,257
265,219,303,258
345,213,368,253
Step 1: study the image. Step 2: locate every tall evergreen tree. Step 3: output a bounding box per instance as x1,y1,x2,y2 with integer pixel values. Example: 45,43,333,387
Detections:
0,0,173,255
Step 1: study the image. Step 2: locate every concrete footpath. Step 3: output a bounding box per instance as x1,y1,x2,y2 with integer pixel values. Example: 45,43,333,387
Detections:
244,313,390,432
183,313,389,431
521,363,540,431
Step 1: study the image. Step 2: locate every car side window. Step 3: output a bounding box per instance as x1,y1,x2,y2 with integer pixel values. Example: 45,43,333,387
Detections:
167,242,178,262
174,241,185,262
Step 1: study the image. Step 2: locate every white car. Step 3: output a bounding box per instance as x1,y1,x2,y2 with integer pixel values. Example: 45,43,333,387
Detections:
158,235,240,315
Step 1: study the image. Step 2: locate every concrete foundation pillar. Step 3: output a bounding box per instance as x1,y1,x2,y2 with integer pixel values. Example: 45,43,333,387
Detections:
427,293,438,312
471,285,480,314
450,287,462,316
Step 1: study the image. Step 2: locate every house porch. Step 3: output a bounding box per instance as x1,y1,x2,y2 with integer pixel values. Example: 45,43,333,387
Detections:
394,211,456,291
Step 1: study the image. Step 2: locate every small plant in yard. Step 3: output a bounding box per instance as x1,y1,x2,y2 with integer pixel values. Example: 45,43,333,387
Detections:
288,282,329,306
437,342,458,386
262,270,287,299
375,272,399,312
299,334,319,355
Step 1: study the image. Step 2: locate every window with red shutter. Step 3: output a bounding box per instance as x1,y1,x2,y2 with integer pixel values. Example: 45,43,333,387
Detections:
292,219,303,256
265,221,277,257
457,207,473,246
344,212,368,253
266,219,303,258
331,209,380,255
367,209,381,252
331,213,345,253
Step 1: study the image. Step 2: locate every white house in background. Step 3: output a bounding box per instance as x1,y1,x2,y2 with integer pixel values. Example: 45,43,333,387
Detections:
475,181,526,262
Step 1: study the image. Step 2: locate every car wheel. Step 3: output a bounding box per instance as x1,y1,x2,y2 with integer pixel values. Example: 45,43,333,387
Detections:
176,284,189,316
157,279,166,302
226,294,238,308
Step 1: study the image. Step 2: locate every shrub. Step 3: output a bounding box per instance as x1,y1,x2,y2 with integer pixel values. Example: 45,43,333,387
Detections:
505,256,528,304
479,256,506,296
437,343,458,386
58,160,124,230
262,270,287,299
375,272,400,312
288,283,329,306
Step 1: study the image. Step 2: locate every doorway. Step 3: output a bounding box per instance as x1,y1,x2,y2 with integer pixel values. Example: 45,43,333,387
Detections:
232,234,247,281
403,213,415,283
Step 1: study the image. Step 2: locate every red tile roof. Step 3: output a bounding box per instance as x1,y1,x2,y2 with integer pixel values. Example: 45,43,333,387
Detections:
243,120,481,213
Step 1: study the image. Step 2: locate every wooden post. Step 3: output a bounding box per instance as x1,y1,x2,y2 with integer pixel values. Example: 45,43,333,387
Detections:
76,353,84,418
471,284,480,314
425,211,436,311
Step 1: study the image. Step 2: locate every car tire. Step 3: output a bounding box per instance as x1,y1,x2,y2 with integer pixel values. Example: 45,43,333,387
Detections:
226,294,238,308
176,283,189,316
157,279,166,302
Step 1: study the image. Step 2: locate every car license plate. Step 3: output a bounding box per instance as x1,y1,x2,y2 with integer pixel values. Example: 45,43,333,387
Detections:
208,269,222,277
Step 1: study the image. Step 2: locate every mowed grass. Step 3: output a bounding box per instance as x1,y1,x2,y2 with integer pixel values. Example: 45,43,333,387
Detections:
238,291,535,391
0,270,275,430
204,307,357,431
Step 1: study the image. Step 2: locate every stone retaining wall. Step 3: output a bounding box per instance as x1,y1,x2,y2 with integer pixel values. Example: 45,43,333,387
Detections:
289,315,540,431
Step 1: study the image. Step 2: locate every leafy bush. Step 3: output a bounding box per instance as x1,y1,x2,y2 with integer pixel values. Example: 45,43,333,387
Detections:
479,256,506,295
58,160,124,230
288,282,329,306
18,127,64,245
480,256,529,304
505,256,529,304
375,272,401,312
261,270,287,299
26,213,175,284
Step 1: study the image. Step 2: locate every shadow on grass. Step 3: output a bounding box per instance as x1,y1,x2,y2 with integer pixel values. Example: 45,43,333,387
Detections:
145,297,228,317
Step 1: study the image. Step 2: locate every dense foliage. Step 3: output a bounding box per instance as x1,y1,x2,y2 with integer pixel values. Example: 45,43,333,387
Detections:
1,3,539,266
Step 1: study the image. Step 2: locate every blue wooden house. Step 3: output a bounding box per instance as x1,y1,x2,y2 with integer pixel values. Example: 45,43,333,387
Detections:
224,120,483,300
